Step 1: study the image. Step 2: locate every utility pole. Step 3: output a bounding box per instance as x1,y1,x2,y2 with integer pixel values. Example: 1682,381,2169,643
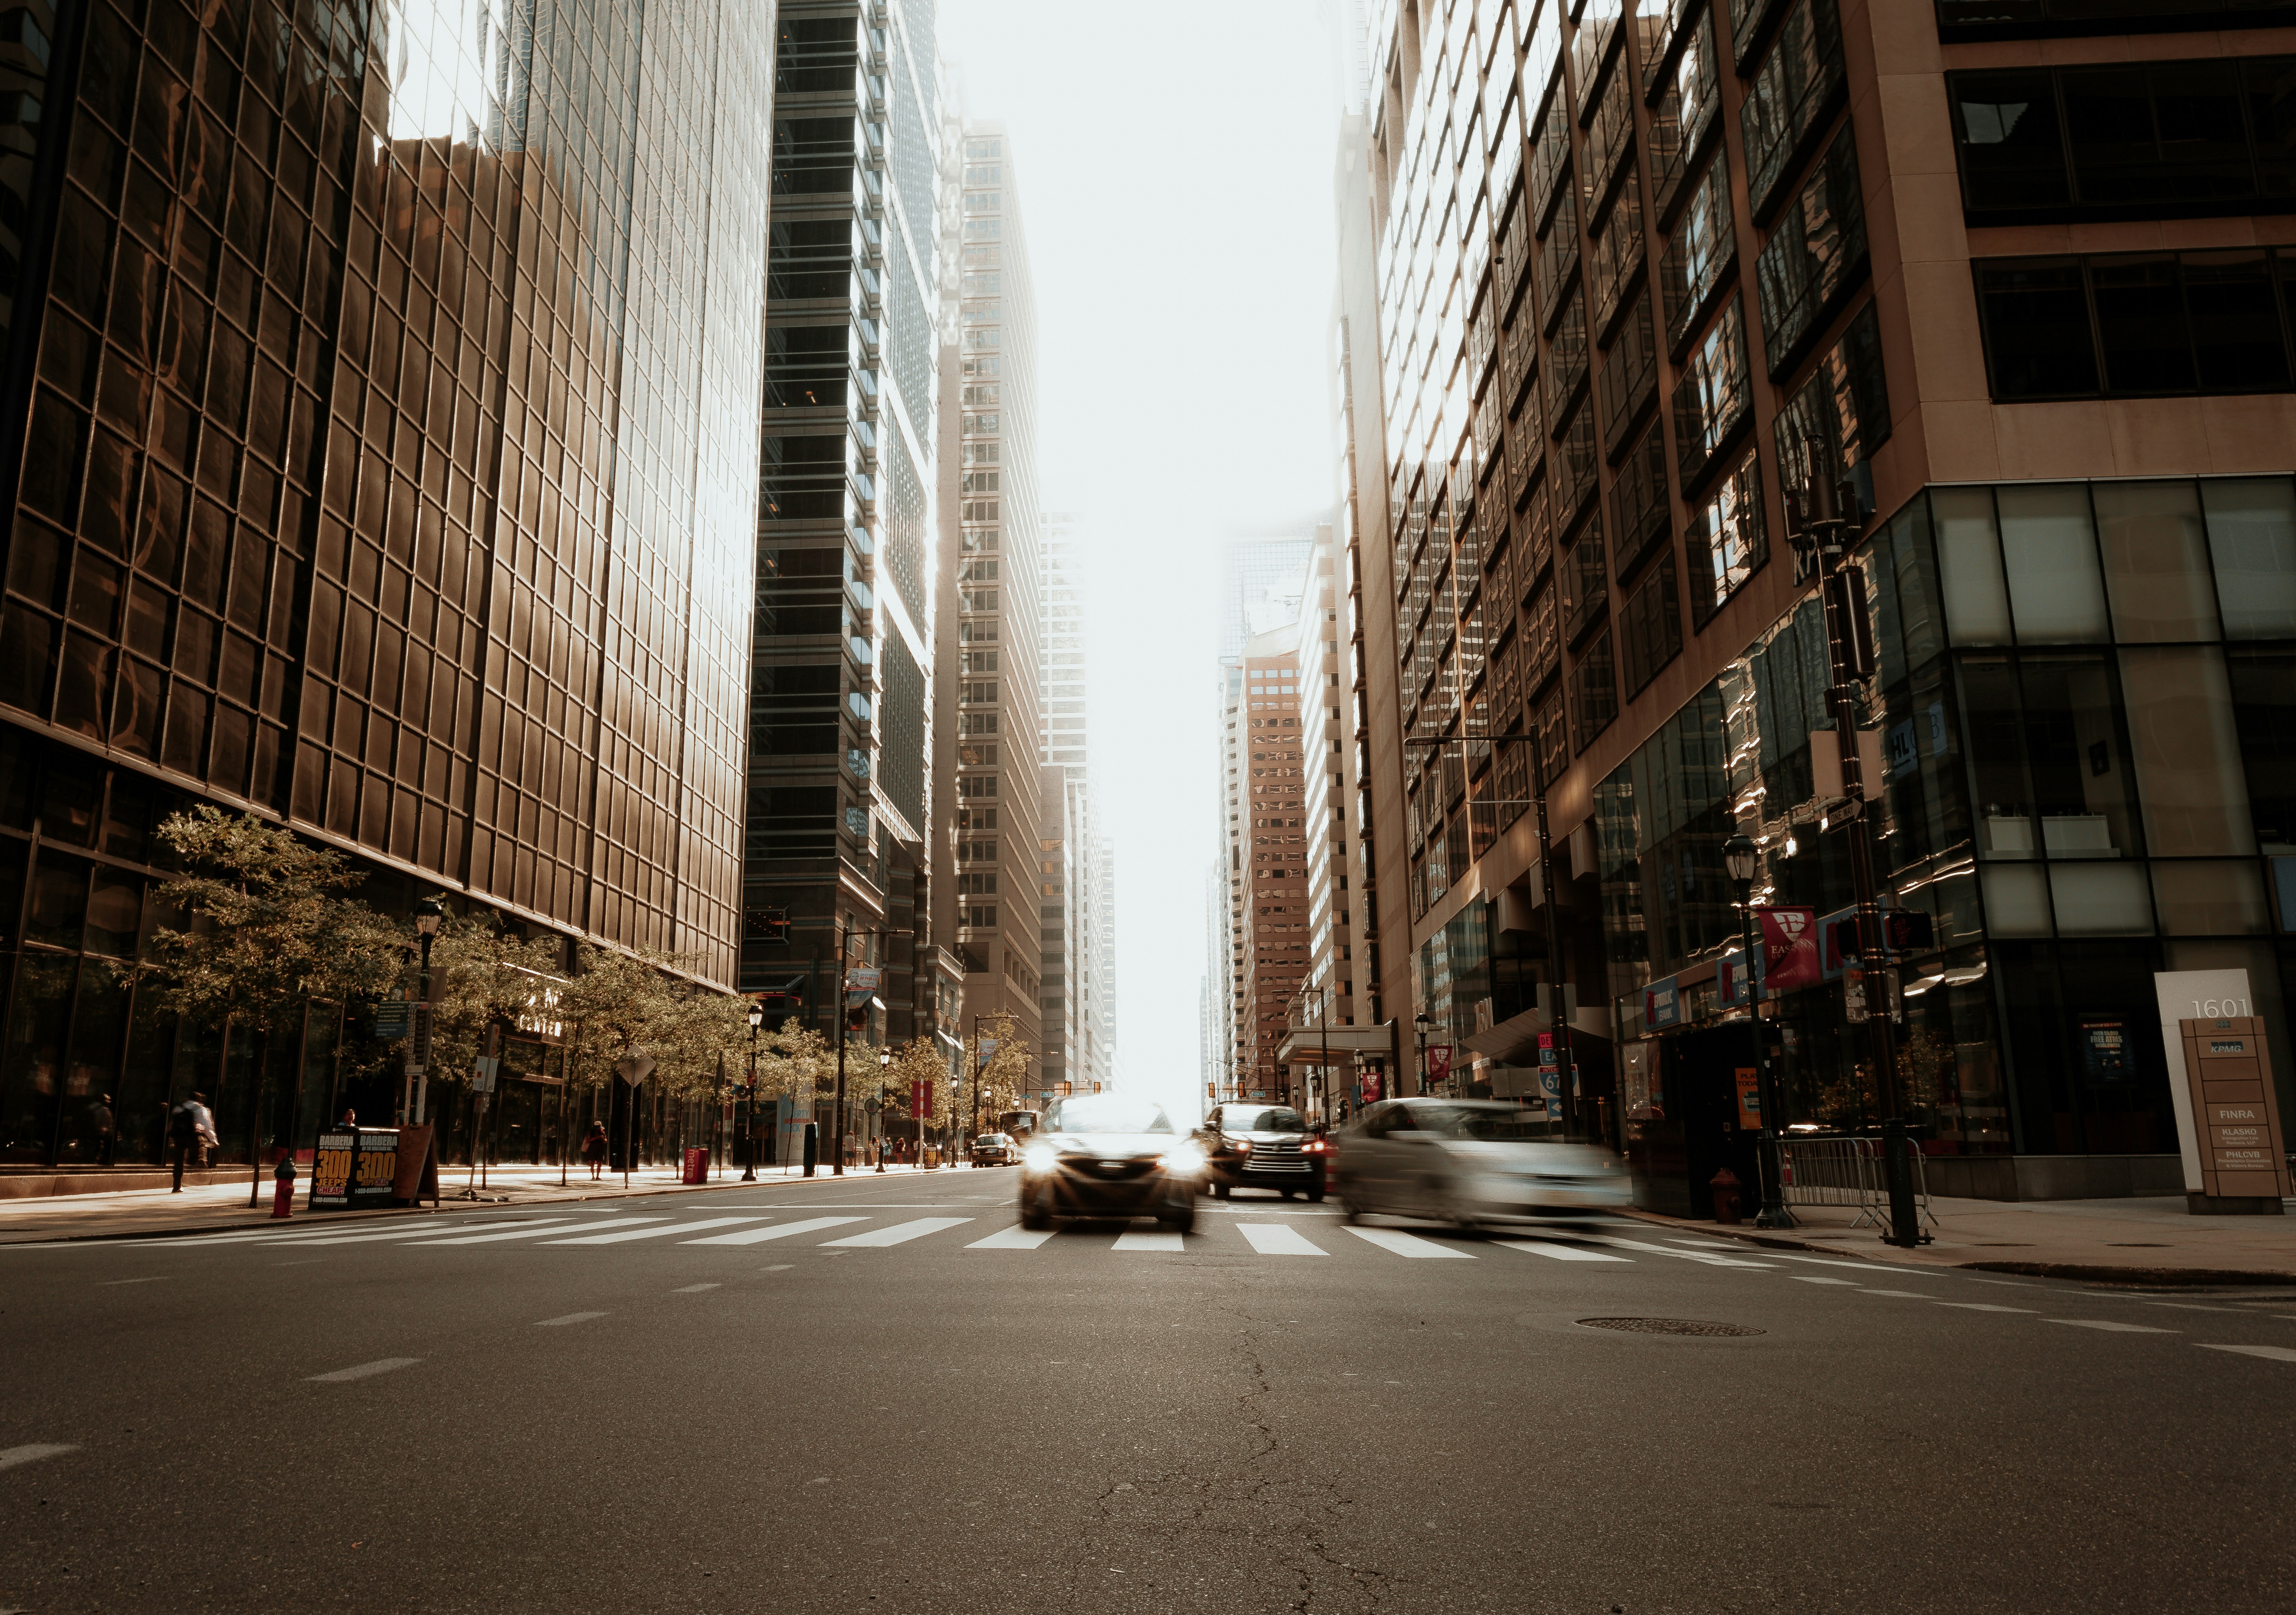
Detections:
833,916,850,1178
1788,470,1920,1250
1533,790,1576,1141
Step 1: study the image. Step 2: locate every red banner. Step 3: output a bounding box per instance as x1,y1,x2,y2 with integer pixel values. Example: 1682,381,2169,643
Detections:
1426,1045,1453,1085
1757,907,1821,993
910,1079,934,1116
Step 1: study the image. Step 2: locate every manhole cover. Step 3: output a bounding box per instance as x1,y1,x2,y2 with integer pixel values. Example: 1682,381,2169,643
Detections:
1576,1317,1765,1337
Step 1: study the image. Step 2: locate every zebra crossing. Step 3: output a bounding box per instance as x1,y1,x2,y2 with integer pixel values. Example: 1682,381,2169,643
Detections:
104,1210,1725,1268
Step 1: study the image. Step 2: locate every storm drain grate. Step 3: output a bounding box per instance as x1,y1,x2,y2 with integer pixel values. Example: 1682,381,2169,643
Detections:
1576,1317,1765,1337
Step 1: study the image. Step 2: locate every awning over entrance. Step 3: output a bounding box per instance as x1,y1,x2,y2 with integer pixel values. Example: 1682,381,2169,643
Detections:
1272,1025,1397,1066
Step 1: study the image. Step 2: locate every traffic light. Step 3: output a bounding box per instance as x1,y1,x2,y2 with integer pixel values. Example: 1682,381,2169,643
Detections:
1879,909,1936,953
744,907,790,945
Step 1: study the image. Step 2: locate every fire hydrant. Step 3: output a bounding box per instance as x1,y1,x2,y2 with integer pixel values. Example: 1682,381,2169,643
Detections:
271,1152,297,1220
1709,1166,1743,1225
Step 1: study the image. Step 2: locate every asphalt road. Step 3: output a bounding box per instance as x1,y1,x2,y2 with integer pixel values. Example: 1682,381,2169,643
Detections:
4,1170,2293,1614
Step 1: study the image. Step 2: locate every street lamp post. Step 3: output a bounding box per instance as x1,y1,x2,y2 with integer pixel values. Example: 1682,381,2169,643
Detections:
1725,834,1794,1230
1786,471,1921,1249
876,1051,891,1173
406,898,443,1127
743,999,764,1182
1413,1011,1431,1099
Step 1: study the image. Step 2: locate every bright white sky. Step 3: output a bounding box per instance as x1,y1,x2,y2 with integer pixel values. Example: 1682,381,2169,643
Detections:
940,0,1346,1123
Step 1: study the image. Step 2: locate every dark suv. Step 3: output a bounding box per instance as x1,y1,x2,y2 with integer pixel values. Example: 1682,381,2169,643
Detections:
1198,1104,1325,1201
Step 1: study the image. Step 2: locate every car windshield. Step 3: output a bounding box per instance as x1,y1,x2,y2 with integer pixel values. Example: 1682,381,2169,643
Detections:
1413,1104,1545,1141
1227,1108,1304,1133
1046,1095,1172,1134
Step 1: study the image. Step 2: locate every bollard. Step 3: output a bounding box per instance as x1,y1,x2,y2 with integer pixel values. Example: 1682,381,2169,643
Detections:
271,1152,298,1220
1709,1165,1743,1225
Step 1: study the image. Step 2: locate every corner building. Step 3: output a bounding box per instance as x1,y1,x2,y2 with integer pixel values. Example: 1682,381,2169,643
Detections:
0,0,768,1166
1352,0,2296,1207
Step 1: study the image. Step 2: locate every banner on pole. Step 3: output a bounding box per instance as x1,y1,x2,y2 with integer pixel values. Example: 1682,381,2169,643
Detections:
1756,907,1821,993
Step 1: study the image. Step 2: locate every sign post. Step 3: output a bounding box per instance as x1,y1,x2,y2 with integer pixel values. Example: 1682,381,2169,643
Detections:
614,1049,655,1188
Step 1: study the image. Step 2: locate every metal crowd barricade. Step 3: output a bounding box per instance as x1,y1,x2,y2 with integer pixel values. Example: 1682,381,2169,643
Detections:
1780,1136,1939,1232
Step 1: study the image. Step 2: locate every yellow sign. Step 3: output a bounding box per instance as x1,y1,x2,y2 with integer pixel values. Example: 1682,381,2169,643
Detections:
1735,1067,1762,1130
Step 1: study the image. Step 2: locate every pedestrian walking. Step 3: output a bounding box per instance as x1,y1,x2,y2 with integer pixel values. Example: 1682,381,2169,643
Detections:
90,1093,116,1166
582,1120,609,1181
169,1092,216,1192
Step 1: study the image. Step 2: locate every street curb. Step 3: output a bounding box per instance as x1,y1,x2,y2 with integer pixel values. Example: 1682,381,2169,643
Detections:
0,1166,964,1246
1622,1209,2296,1287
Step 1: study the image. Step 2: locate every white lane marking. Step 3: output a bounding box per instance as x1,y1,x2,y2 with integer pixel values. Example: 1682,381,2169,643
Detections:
307,1358,419,1383
1343,1226,1475,1260
673,1283,721,1293
99,1277,171,1285
1936,1303,2036,1313
966,1226,1055,1250
2046,1319,2177,1333
1593,1235,1775,1269
0,1443,79,1471
424,1218,663,1246
1495,1239,1630,1263
820,1217,974,1248
1236,1222,1326,1256
260,1221,574,1247
1112,1231,1186,1252
1860,1289,1936,1298
539,1217,772,1245
1767,1253,1935,1276
535,1312,606,1327
2146,1302,2246,1313
1793,1276,1859,1285
681,1217,867,1246
2198,1343,2296,1363
1661,1238,1741,1249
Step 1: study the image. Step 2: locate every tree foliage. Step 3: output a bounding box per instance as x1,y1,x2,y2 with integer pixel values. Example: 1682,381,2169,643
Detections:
133,807,406,1031
964,1012,1034,1130
425,911,567,1088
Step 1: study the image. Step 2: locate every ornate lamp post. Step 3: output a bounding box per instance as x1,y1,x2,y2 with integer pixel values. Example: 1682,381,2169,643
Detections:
1724,834,1793,1229
1413,1010,1432,1099
743,998,764,1182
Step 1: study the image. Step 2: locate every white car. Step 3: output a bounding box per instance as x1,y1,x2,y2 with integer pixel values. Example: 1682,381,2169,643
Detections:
1334,1098,1630,1228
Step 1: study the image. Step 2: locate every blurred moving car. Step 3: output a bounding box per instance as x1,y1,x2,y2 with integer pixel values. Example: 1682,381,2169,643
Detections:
970,1132,1021,1168
1333,1098,1628,1228
1019,1094,1203,1233
1196,1104,1325,1201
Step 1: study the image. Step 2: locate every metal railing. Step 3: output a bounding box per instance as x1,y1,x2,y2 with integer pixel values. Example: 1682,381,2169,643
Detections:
1779,1136,1939,1233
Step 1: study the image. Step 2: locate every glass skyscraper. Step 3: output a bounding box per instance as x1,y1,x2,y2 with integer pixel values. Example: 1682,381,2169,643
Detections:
0,0,768,1168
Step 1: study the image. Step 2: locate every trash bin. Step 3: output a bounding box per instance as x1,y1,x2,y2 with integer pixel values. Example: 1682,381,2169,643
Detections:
681,1147,709,1185
924,1146,941,1170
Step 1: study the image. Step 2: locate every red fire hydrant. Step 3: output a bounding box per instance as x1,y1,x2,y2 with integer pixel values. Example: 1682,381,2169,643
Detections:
271,1152,297,1220
1709,1166,1743,1226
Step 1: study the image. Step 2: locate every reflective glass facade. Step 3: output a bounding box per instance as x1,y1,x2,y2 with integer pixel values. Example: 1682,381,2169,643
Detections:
0,0,768,1166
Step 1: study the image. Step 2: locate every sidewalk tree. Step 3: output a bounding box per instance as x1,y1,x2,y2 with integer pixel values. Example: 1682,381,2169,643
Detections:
128,807,406,1187
963,1013,1034,1133
881,1035,949,1144
559,944,684,1169
426,913,567,1087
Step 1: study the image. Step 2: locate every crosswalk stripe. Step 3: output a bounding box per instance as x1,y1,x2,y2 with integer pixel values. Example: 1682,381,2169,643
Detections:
540,1216,772,1246
2198,1343,2296,1363
260,1221,569,1247
2045,1318,2176,1333
965,1226,1055,1250
821,1217,973,1248
1235,1223,1325,1256
1496,1239,1629,1262
1112,1230,1185,1252
424,1217,665,1246
1793,1276,1858,1285
1937,1303,2035,1313
680,1216,866,1246
1343,1226,1473,1259
1593,1235,1777,1269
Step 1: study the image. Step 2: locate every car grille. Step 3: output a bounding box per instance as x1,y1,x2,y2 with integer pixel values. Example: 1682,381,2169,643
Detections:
1251,1140,1308,1172
1069,1155,1155,1181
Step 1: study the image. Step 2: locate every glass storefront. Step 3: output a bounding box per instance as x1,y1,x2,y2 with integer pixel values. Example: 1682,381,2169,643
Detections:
1597,475,2296,1167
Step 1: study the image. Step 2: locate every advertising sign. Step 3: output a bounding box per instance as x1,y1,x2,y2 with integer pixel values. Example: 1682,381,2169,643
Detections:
1643,977,1681,1031
1735,1068,1762,1129
353,1131,399,1206
1425,1045,1453,1086
309,1128,402,1210
309,1127,358,1208
1756,907,1822,993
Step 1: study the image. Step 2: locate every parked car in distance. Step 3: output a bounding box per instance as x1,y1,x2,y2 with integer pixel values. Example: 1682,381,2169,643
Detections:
1333,1098,1629,1228
1197,1104,1324,1202
970,1132,1021,1168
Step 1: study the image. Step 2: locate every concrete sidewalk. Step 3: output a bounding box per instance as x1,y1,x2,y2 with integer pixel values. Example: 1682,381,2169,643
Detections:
1630,1191,2296,1285
0,1160,981,1244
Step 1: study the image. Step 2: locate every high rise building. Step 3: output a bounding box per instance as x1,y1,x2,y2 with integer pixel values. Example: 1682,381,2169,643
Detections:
1346,0,2296,1206
931,116,1043,1072
1287,528,1357,1115
0,1,768,1167
743,2,948,1152
1037,509,1113,1098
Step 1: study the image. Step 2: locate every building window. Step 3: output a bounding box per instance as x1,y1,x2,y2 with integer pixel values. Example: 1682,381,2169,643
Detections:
1936,0,2296,40
1948,57,2296,223
1671,296,1752,490
1738,0,1848,222
1755,125,1869,378
1569,630,1618,752
1775,301,1890,495
1648,11,1723,223
1659,159,1735,358
1973,249,2296,401
1685,445,1768,628
1620,555,1683,699
1612,419,1672,579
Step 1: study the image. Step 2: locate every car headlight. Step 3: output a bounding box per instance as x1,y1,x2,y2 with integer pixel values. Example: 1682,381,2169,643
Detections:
1159,1141,1207,1175
1022,1143,1058,1174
